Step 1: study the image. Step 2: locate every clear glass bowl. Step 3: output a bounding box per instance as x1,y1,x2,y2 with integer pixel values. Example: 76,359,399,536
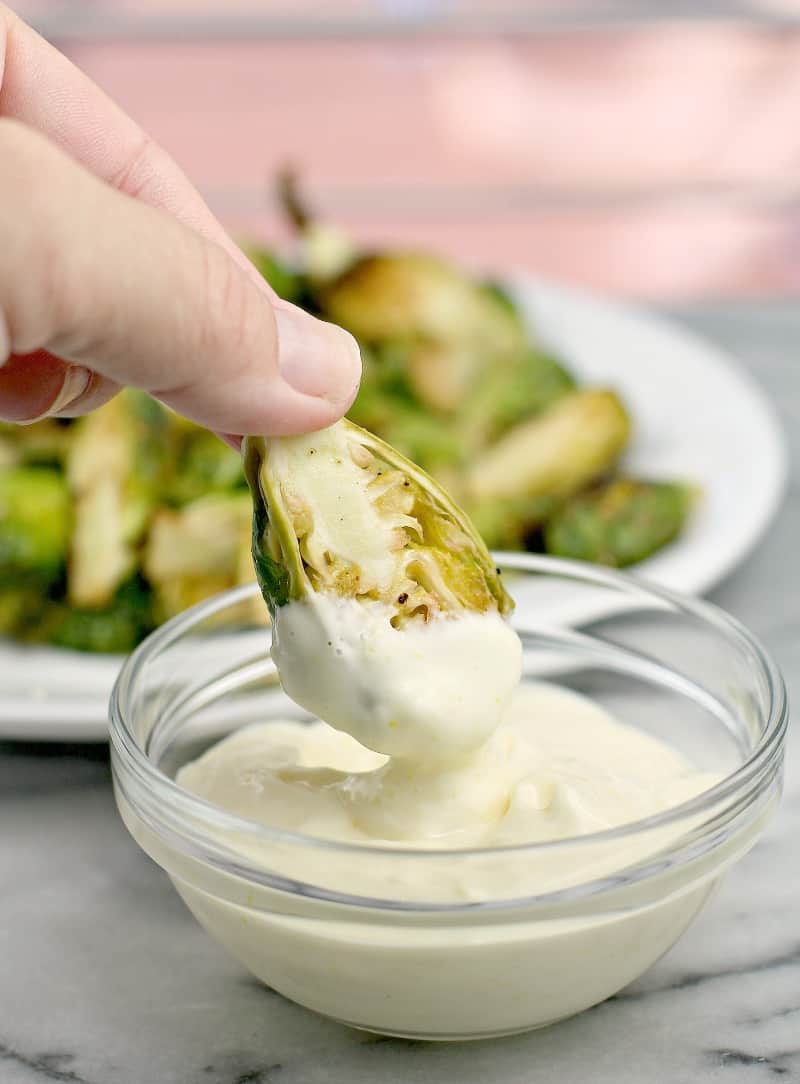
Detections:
109,556,787,1040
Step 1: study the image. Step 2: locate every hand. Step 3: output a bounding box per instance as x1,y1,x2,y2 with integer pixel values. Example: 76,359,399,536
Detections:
0,6,361,436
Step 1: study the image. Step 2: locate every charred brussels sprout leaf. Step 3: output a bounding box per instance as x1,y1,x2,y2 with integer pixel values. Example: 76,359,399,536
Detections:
545,479,695,567
243,418,513,626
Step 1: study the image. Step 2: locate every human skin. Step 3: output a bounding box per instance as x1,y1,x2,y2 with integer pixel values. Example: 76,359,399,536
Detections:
0,5,361,436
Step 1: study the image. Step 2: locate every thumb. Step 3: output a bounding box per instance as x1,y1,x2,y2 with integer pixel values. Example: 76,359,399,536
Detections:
0,119,361,435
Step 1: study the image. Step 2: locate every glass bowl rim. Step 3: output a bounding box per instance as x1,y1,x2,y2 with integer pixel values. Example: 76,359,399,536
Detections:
109,553,788,867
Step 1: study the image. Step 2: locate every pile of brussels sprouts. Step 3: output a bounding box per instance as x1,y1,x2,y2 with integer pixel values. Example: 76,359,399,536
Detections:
254,243,693,561
0,241,692,652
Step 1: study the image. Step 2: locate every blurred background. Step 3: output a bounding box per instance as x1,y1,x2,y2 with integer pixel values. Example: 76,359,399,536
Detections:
0,0,796,670
15,0,800,300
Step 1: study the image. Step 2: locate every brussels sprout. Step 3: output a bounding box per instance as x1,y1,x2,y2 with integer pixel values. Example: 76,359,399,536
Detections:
144,492,253,582
320,254,526,411
404,340,479,414
301,223,357,285
166,429,245,505
16,424,72,468
461,348,576,447
469,495,558,552
0,589,47,638
243,417,512,626
346,342,417,432
0,467,70,586
66,391,173,608
274,169,356,285
545,479,695,567
143,492,254,621
344,350,387,432
466,389,631,504
0,427,17,469
320,253,519,345
150,576,229,623
45,577,155,654
376,409,464,478
0,418,75,469
481,280,519,315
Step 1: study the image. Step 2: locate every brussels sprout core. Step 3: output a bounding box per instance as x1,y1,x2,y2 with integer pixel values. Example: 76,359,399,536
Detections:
243,419,512,627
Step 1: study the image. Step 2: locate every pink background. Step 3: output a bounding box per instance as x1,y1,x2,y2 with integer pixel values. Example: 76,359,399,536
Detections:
16,4,800,298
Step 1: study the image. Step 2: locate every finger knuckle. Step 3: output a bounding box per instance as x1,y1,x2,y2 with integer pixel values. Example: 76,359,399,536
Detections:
108,131,162,201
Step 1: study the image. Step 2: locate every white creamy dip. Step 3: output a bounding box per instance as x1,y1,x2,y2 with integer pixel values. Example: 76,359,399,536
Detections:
270,594,522,762
170,636,727,1038
178,682,716,850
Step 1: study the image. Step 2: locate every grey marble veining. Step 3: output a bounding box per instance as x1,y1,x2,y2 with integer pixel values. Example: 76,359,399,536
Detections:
1,301,799,1084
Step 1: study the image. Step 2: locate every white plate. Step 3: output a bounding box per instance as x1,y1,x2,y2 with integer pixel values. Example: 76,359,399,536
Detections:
0,279,786,742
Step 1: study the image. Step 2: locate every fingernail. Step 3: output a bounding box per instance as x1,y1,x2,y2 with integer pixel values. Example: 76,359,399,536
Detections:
18,365,92,425
275,305,361,404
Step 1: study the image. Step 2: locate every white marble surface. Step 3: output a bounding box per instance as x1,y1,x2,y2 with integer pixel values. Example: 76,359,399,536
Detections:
1,301,799,1083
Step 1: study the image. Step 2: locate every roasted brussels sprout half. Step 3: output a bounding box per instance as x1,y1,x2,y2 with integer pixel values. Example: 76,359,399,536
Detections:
0,467,70,586
469,495,558,552
66,391,173,608
143,492,254,621
320,254,526,411
377,409,464,479
0,418,74,469
403,340,480,414
244,418,512,626
166,429,245,505
44,577,155,654
345,342,416,433
545,479,695,567
466,389,631,504
0,588,47,637
461,348,576,447
320,254,521,346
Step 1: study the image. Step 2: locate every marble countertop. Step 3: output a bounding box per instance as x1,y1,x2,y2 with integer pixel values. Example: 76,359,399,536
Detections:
2,301,799,1084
